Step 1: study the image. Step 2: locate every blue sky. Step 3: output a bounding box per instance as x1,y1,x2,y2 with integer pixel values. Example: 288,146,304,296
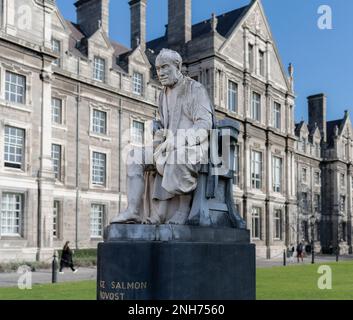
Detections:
56,0,353,123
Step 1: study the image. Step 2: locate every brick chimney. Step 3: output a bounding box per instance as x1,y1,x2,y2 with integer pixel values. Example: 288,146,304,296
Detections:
168,0,192,47
75,0,110,37
129,0,146,51
308,93,327,142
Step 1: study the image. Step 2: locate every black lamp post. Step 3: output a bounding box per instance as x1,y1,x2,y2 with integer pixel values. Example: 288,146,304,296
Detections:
52,251,58,283
336,208,343,262
336,231,340,262
332,204,340,260
310,215,316,264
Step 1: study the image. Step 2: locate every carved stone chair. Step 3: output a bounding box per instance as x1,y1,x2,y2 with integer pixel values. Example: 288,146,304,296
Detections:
187,119,246,229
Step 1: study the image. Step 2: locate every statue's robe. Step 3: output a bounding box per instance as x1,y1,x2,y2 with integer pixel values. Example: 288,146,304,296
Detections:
141,76,214,220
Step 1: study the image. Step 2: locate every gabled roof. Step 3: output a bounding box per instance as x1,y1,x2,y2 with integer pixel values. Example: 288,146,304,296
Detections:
308,121,321,135
295,121,306,137
193,5,250,39
147,4,251,52
66,20,129,72
111,41,131,73
146,35,167,53
295,121,322,144
327,119,344,148
53,5,71,33
327,119,343,137
67,20,85,41
116,50,132,73
308,124,321,143
115,46,151,73
111,41,130,57
218,0,291,92
65,21,87,58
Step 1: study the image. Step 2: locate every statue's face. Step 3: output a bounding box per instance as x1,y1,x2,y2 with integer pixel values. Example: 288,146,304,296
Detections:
156,58,180,87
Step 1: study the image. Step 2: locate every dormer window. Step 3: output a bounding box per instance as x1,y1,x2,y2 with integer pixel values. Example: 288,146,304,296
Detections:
133,72,143,96
93,57,105,82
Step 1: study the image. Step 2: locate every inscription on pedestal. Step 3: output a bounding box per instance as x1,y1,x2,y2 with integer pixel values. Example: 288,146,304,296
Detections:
98,280,149,300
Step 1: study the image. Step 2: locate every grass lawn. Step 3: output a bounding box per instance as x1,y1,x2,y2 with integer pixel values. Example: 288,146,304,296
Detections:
257,261,353,300
0,281,96,300
1,261,353,300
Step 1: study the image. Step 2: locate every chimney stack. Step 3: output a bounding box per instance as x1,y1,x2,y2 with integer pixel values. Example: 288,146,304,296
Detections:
308,93,327,142
129,0,146,51
75,0,110,37
168,0,192,47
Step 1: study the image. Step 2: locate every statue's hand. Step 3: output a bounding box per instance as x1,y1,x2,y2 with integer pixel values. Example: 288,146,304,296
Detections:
162,130,175,152
185,128,208,147
154,130,175,157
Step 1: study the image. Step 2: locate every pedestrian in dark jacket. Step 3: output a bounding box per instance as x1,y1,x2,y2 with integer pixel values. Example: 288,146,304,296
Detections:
296,242,304,263
59,241,77,274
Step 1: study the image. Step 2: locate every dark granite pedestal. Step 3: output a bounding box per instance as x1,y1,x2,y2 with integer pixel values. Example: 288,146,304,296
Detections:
97,224,255,300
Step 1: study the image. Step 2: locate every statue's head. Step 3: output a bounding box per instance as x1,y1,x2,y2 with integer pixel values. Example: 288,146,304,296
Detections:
155,49,183,87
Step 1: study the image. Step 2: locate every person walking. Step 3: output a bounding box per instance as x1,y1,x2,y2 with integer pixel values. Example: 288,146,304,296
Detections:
59,241,78,274
296,241,304,263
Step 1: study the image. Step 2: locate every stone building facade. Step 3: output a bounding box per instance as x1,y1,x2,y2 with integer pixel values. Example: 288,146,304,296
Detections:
0,0,351,261
294,97,323,253
295,94,353,254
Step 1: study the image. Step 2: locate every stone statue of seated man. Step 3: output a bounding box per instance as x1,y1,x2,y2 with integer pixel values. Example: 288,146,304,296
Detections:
111,48,214,225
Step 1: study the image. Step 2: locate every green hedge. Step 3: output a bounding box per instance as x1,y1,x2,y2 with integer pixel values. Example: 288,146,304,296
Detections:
0,261,51,273
57,248,97,268
0,249,98,273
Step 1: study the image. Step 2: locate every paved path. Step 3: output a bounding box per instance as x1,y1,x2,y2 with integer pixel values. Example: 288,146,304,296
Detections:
0,267,97,288
256,255,353,268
